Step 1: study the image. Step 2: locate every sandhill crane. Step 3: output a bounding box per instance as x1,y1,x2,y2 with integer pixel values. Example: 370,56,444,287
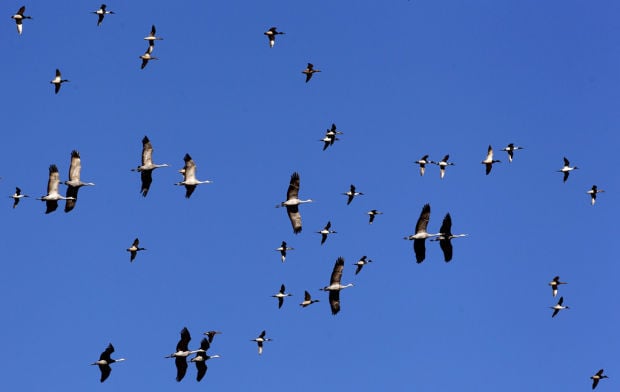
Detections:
276,172,312,234
144,25,163,50
10,187,28,208
272,284,292,309
191,338,220,382
302,63,321,82
175,153,212,198
319,134,338,150
550,296,569,318
590,369,608,390
414,155,431,176
93,4,114,26
587,185,604,205
431,213,467,262
404,203,440,263
367,209,383,224
166,327,203,382
317,221,337,245
131,136,169,196
481,145,500,175
50,69,69,94
64,150,95,213
353,255,373,275
139,49,158,69
11,6,31,35
275,241,294,262
300,290,319,307
264,27,284,48
343,184,363,205
558,157,578,183
251,330,272,355
203,331,222,344
431,155,454,179
91,343,125,383
501,143,524,163
548,276,567,298
126,238,146,262
320,257,353,315
37,164,75,214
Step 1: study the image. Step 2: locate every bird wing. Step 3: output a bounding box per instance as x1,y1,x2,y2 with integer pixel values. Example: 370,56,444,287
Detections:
551,308,559,318
439,237,453,262
99,364,112,382
177,327,191,351
100,343,114,361
278,297,283,308
355,265,363,275
195,358,207,381
68,150,82,182
18,6,26,15
485,163,492,175
199,337,211,352
557,296,564,306
563,171,569,183
304,291,311,301
330,257,345,285
97,13,104,25
286,205,302,234
287,172,300,200
486,145,494,161
563,157,569,166
141,137,153,166
47,165,60,195
414,239,426,263
185,185,196,199
329,290,340,315
182,153,196,182
305,72,312,83
140,170,153,197
439,213,452,237
592,377,599,389
45,200,58,214
175,357,188,382
415,203,431,234
150,25,156,37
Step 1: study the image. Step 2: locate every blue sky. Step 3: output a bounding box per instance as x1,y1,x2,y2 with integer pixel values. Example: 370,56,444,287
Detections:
0,1,618,390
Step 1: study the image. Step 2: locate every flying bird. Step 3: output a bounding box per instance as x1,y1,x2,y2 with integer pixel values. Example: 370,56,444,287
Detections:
93,4,114,26
325,123,343,138
91,343,125,383
353,255,373,275
404,203,441,263
317,221,337,245
126,238,146,262
272,284,292,309
590,369,608,390
319,134,339,150
548,276,567,298
166,327,202,382
131,136,169,197
190,338,220,382
10,187,28,208
50,69,69,94
251,330,272,355
558,157,578,183
139,49,158,69
11,6,31,35
302,63,321,82
343,184,363,205
587,185,604,205
276,172,312,234
431,155,454,179
264,27,284,48
431,213,467,262
203,331,222,344
175,153,212,198
144,25,163,50
64,150,95,213
414,155,431,176
367,209,383,224
501,143,524,163
275,241,294,262
299,290,319,307
481,145,500,175
550,296,569,318
320,257,354,315
37,164,75,214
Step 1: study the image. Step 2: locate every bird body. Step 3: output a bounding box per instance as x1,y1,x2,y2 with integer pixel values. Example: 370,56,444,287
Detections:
175,153,212,198
140,50,158,69
272,284,292,308
481,145,500,175
300,290,319,307
302,63,321,82
127,238,145,262
190,337,220,382
251,330,272,355
415,154,430,176
501,143,524,163
275,241,294,262
10,187,28,208
203,330,222,343
353,255,372,275
131,136,169,196
431,213,467,262
343,184,363,205
264,27,284,47
404,203,440,263
550,296,569,318
91,343,125,383
37,164,75,214
144,25,163,49
548,276,567,297
166,327,202,382
11,6,31,35
587,185,604,205
591,369,608,389
320,257,353,315
431,155,454,179
50,69,69,94
93,4,114,26
367,209,383,224
64,150,95,212
558,157,578,183
276,172,312,234
317,221,337,245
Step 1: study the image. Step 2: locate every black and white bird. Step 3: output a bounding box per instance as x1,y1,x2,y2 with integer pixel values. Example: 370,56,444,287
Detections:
550,296,569,318
93,4,114,26
481,145,500,175
131,136,169,197
64,150,95,213
275,241,294,262
302,63,321,82
299,290,319,307
144,24,163,50
10,187,28,208
202,331,222,344
50,69,69,94
91,343,125,383
319,134,338,151
590,369,608,390
175,153,212,198
548,276,567,298
558,157,578,183
367,209,383,224
11,6,31,35
343,184,363,205
190,338,220,382
320,257,353,315
276,172,312,234
325,123,343,138
317,221,337,245
414,155,431,176
37,164,75,214
139,49,158,69
353,255,373,275
404,203,440,263
501,143,524,163
587,185,604,205
166,327,202,382
126,238,146,262
251,330,272,355
272,284,292,309
264,27,284,48
431,155,454,179
431,213,467,262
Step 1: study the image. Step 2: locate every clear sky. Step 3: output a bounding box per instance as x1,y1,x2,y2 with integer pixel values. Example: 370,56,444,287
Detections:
0,1,618,391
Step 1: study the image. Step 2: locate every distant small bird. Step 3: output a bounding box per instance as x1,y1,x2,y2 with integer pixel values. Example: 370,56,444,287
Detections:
50,69,69,94
319,134,338,150
325,123,343,138
264,27,284,48
590,369,608,390
343,184,363,205
139,49,158,69
320,256,354,315
175,153,212,198
317,221,337,245
64,150,95,213
190,338,220,382
558,157,578,183
93,4,114,26
501,143,524,163
144,24,163,50
353,255,373,275
91,343,125,383
481,145,501,175
251,330,272,355
272,284,292,309
367,209,383,224
404,203,441,263
127,238,146,262
550,296,569,318
299,290,319,307
131,136,169,197
11,6,31,35
166,327,202,382
202,330,222,344
302,63,321,83
10,187,28,208
276,172,313,234
431,155,454,179
587,185,604,205
548,276,567,298
275,241,294,262
37,164,75,214
431,213,467,262
414,154,431,176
